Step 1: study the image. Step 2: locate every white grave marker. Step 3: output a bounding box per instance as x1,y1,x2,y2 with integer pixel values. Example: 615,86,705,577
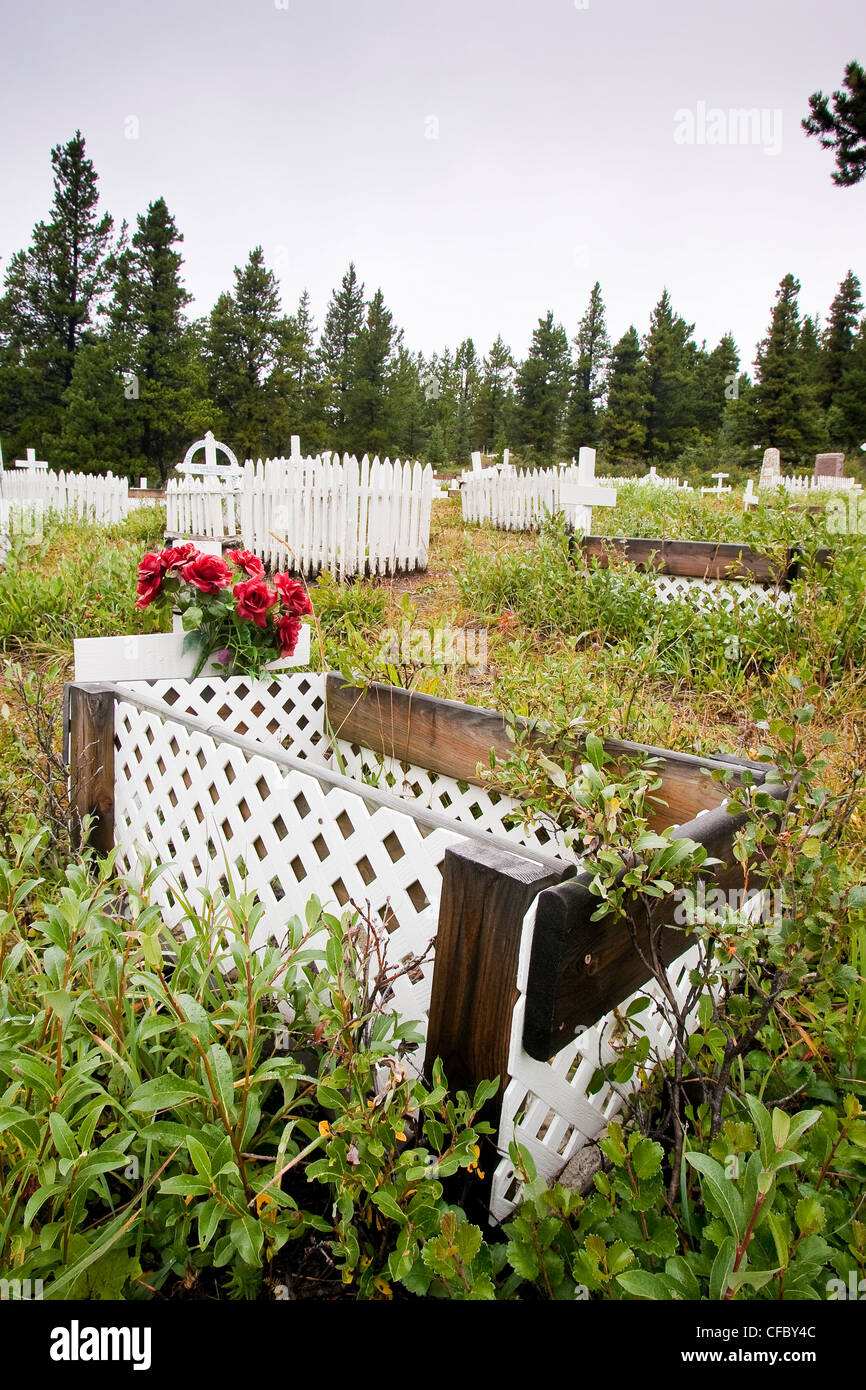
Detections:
14,448,48,471
558,447,617,533
290,435,302,461
471,451,482,473
176,431,241,479
701,472,732,497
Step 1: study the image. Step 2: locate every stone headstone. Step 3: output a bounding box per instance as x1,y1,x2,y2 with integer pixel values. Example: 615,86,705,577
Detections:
758,447,781,489
471,451,482,473
814,452,844,480
290,435,302,461
502,448,510,468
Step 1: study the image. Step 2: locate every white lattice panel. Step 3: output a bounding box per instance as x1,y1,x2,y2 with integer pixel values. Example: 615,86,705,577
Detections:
113,698,465,1056
333,742,574,862
117,674,331,767
652,575,791,612
488,889,769,1222
115,676,575,863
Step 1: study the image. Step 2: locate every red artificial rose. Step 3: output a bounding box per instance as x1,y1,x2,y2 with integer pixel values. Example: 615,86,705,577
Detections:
135,553,164,609
181,553,234,594
159,543,198,571
273,573,313,616
234,579,279,627
276,612,302,657
226,548,265,580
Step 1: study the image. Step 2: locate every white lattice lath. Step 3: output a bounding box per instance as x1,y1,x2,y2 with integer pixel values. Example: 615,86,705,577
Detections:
117,674,332,766
651,574,791,612
333,740,575,862
488,886,771,1223
112,697,466,1056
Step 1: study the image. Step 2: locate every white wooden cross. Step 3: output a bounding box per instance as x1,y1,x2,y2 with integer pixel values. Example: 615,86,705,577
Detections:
701,471,732,497
14,447,48,471
558,447,617,533
176,431,241,480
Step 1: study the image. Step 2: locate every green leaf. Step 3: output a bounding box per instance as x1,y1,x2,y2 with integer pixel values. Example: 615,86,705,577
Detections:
182,605,203,631
630,1138,663,1180
176,993,214,1044
455,1222,482,1263
207,1044,236,1119
709,1236,736,1301
49,1111,79,1162
127,1073,208,1113
771,1108,790,1150
159,1174,212,1197
617,1269,677,1300
686,1153,744,1241
229,1215,263,1267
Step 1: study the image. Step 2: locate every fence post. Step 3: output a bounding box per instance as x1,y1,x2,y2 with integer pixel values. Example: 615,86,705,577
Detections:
427,839,568,1124
65,682,117,854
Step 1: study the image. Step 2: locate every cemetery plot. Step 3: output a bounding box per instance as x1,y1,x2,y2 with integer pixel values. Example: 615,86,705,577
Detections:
166,448,434,577
461,447,617,533
573,533,830,612
65,670,775,1219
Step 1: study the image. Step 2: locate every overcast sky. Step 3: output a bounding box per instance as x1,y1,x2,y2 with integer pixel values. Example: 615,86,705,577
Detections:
0,0,862,372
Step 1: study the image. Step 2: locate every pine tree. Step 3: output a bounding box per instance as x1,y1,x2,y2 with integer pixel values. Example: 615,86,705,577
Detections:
751,274,821,463
565,282,610,453
206,247,284,458
320,263,365,448
346,289,397,454
475,335,514,454
691,334,740,436
820,271,863,411
387,347,426,459
0,130,114,454
454,338,481,467
643,289,700,459
514,312,571,462
275,289,330,451
601,327,651,465
834,321,866,450
803,60,866,186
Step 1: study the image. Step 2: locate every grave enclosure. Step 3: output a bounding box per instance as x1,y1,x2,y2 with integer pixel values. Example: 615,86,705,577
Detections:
65,668,778,1221
165,433,434,578
574,534,831,613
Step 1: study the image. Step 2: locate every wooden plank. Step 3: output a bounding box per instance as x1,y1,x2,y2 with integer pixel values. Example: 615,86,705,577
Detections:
577,536,795,584
65,683,117,855
426,839,568,1131
325,675,770,831
522,788,786,1060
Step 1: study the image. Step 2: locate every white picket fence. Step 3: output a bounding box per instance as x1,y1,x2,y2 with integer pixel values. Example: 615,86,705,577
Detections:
773,475,861,492
0,468,129,524
166,453,434,577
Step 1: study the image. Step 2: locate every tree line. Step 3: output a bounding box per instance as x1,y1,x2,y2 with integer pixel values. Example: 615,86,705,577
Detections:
1,131,864,482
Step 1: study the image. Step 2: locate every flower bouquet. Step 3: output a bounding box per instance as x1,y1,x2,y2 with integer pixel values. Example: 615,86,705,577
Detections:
135,544,312,677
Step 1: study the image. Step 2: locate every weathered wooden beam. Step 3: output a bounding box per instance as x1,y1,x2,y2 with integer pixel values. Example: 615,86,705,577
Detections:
577,536,795,584
427,840,569,1129
325,675,769,832
64,682,117,855
522,788,786,1060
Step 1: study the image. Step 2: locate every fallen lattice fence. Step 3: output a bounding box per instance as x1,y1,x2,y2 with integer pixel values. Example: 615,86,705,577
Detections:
574,535,832,613
64,673,779,1221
